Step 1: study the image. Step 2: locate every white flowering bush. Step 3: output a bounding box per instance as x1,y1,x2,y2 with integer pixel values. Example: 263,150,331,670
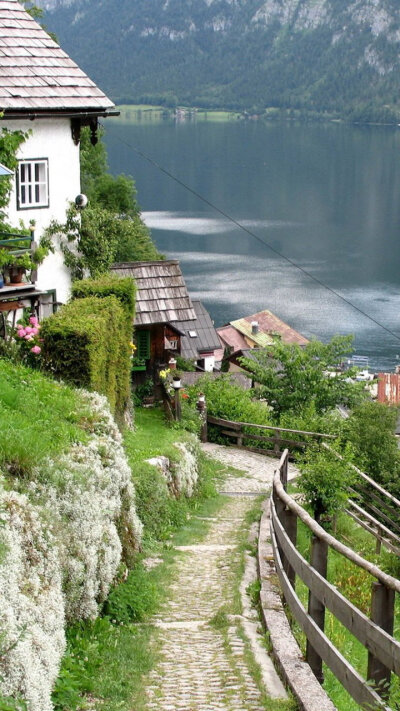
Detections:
170,436,200,497
146,435,200,499
0,390,142,710
0,490,65,711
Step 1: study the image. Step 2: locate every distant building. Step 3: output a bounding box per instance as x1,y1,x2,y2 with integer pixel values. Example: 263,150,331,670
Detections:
217,309,309,370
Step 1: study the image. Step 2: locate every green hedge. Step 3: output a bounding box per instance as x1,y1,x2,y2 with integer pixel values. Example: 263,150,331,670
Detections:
71,275,136,320
41,295,129,419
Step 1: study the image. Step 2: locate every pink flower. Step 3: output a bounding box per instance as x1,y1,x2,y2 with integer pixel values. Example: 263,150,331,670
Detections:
29,316,38,326
31,327,39,336
24,326,33,335
25,334,34,341
16,329,25,338
31,345,41,355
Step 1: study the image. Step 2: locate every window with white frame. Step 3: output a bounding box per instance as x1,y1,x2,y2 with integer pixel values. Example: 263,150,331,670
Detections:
17,159,49,209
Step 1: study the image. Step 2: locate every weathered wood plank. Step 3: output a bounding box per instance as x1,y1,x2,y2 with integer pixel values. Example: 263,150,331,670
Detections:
271,526,390,711
271,501,400,675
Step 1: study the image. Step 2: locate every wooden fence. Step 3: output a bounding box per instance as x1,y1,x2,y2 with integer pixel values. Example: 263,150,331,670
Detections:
207,415,335,456
271,449,400,710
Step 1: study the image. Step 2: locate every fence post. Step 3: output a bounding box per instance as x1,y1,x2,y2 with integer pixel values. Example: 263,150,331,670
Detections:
237,425,243,447
273,483,287,571
196,393,207,443
282,507,297,589
367,581,395,700
274,429,281,456
281,453,289,491
306,535,328,684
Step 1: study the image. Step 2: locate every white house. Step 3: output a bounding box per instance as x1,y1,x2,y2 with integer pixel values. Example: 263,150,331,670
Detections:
0,0,115,306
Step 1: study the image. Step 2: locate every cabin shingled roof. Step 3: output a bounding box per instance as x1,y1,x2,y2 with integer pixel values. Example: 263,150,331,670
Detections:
171,301,221,360
111,260,197,326
0,0,114,113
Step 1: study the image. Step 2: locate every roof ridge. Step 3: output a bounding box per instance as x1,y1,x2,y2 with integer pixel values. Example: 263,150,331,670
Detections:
0,0,114,113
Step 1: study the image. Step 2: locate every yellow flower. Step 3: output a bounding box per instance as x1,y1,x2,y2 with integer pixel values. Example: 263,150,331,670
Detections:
130,342,137,352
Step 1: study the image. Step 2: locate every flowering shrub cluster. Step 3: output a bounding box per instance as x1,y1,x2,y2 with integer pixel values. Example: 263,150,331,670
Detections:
0,390,142,711
14,316,42,365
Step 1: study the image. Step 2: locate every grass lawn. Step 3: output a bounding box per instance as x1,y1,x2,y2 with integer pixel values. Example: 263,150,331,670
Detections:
0,359,92,477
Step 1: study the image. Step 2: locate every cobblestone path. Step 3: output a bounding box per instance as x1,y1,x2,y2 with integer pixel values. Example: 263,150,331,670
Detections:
144,444,293,711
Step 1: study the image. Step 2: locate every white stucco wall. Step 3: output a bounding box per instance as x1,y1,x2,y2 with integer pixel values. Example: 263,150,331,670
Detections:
1,117,81,304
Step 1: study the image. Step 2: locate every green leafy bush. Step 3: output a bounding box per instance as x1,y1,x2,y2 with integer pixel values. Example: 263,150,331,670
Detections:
41,295,130,419
186,373,272,443
298,444,355,524
132,461,187,543
104,563,159,623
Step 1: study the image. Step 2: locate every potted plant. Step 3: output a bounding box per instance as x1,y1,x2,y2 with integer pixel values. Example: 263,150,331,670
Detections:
7,252,33,284
0,234,52,284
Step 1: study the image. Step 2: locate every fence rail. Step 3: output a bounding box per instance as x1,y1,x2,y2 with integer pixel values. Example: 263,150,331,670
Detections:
207,415,334,456
271,450,400,710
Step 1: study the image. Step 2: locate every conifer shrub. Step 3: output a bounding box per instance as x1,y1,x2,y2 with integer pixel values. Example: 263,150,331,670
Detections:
41,295,129,419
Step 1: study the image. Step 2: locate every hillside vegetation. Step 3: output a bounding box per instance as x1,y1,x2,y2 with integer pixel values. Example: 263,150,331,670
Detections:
40,0,400,122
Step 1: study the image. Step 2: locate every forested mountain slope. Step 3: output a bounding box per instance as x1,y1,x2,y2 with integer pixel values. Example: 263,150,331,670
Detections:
39,0,400,120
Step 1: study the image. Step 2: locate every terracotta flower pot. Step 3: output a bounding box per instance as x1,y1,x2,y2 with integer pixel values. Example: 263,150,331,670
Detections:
9,267,26,284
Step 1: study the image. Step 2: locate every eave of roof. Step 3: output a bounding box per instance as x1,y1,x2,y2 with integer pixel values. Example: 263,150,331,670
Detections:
0,0,114,114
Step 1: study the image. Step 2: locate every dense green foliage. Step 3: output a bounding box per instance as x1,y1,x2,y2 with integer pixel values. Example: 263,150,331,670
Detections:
45,0,400,121
71,274,136,321
79,127,161,263
241,336,365,419
343,401,400,490
186,373,272,427
297,444,355,523
41,296,130,419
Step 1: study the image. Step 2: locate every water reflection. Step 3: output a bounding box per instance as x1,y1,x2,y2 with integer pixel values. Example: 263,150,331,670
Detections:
105,119,400,371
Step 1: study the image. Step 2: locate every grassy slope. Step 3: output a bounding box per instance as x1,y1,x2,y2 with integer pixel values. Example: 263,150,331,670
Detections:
0,359,92,478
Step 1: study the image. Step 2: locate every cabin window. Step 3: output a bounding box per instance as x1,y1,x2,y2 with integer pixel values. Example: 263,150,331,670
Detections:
17,159,49,209
136,330,150,360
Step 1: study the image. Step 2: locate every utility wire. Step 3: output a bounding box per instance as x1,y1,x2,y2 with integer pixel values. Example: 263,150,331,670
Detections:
108,127,400,346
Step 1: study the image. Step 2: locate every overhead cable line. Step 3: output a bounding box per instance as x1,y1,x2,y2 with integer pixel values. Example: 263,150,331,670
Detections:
107,126,400,346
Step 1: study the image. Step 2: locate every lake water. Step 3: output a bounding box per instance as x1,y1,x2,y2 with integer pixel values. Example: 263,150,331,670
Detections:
104,115,400,372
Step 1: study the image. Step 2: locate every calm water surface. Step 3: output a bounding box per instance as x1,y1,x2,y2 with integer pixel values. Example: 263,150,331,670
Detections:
104,117,400,371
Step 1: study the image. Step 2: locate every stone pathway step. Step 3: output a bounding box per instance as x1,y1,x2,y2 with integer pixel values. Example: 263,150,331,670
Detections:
143,443,293,711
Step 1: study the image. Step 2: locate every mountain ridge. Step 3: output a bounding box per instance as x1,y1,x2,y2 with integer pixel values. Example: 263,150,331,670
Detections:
38,0,400,121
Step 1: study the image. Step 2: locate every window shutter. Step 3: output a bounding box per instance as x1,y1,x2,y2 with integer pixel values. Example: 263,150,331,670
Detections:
137,330,150,360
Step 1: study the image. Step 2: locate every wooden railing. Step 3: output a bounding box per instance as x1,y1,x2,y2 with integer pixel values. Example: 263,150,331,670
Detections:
271,449,400,710
207,415,335,456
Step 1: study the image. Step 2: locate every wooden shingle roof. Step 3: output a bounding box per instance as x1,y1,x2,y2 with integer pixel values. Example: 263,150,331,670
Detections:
171,301,221,360
0,0,114,113
111,260,197,326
